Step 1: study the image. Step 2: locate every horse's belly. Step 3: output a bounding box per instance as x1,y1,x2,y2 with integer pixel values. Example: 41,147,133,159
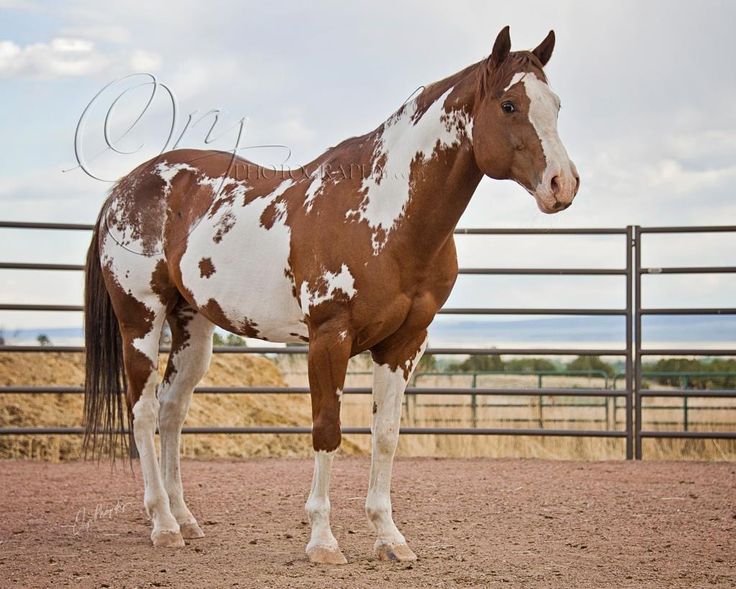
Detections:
177,190,308,343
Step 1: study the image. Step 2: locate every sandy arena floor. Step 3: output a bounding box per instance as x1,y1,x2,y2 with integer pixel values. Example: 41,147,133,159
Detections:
0,457,734,588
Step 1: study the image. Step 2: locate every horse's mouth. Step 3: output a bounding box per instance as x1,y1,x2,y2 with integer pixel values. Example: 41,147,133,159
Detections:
536,198,572,214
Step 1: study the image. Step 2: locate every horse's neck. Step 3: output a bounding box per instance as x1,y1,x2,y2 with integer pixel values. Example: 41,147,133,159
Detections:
369,74,482,260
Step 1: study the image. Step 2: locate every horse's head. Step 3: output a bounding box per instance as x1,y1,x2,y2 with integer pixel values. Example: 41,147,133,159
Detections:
471,27,579,214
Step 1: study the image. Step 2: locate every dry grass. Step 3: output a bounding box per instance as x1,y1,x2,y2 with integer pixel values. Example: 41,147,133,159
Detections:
1,352,733,461
0,352,364,461
279,356,736,461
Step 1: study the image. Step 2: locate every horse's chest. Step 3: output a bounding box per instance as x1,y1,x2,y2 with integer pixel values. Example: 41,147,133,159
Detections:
176,195,307,343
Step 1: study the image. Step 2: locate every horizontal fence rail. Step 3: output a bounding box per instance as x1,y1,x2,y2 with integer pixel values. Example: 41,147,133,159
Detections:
1,221,735,459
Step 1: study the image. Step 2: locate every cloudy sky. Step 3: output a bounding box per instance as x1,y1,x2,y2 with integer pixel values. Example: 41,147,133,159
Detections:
0,0,734,340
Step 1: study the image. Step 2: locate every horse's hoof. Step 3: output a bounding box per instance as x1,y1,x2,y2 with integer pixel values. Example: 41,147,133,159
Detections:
152,530,185,548
179,522,205,539
307,545,348,565
375,541,417,562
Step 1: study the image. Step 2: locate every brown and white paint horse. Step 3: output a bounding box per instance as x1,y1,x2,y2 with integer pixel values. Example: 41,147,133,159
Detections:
83,26,578,564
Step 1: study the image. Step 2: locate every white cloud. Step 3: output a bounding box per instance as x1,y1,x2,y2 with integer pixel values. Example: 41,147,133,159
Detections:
60,24,131,44
646,159,736,194
0,36,162,78
0,0,38,7
128,49,161,72
0,37,108,77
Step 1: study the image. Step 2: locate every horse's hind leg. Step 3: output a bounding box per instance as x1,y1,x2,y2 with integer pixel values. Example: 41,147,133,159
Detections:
158,302,214,539
117,297,184,547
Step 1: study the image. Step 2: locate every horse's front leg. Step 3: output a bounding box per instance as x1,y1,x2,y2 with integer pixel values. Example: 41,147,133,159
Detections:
304,319,352,565
367,331,428,561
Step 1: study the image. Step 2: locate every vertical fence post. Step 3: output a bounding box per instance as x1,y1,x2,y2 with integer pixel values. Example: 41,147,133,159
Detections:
471,373,478,428
633,225,643,459
625,225,635,459
537,374,544,428
683,376,689,432
614,225,639,460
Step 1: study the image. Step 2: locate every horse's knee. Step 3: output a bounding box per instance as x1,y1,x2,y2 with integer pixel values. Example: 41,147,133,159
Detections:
312,414,341,452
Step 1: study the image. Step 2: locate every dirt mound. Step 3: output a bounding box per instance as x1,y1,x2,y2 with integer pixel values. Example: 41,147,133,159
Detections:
0,352,366,461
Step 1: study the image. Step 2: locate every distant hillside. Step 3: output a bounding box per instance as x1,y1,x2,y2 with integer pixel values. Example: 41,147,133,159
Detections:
4,315,735,348
429,315,736,347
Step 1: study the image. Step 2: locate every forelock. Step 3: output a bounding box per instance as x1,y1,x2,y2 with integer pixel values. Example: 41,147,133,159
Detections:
480,51,548,99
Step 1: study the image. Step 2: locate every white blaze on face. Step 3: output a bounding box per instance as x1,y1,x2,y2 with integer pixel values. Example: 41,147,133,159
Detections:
508,72,577,211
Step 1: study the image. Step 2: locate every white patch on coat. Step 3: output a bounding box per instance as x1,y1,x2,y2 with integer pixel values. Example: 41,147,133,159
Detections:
346,87,472,254
99,225,165,362
156,160,250,214
179,177,308,342
155,162,197,195
270,178,295,199
303,166,324,212
299,264,356,312
264,179,294,225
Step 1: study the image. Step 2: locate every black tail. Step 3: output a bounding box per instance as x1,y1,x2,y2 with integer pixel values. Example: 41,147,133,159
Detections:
83,220,129,460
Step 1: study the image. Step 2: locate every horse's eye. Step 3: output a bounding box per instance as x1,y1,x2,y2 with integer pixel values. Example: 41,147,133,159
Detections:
501,101,516,114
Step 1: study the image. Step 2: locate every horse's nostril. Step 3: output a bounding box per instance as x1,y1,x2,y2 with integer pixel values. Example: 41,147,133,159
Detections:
574,174,581,194
550,175,561,196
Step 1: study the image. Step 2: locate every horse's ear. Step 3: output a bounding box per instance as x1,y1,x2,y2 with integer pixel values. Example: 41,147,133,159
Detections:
532,30,555,66
490,26,511,66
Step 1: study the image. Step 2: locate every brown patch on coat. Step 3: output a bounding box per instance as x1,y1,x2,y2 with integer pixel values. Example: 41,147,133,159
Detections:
150,259,177,306
161,301,197,387
284,268,298,298
260,199,288,230
212,211,236,243
99,260,157,410
201,298,259,339
198,257,215,278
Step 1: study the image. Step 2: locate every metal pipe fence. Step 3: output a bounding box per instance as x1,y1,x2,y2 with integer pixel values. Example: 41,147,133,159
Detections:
633,225,736,458
1,221,734,459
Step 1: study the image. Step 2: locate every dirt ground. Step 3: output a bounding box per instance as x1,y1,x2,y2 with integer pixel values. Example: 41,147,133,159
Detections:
0,458,734,589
